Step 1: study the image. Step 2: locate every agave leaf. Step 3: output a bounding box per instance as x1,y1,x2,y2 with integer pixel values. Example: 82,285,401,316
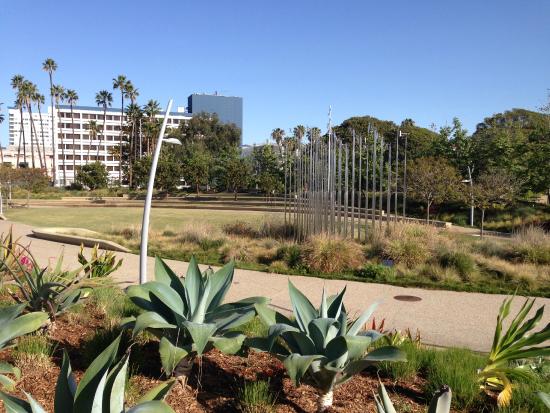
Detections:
283,354,321,386
288,280,318,332
91,369,109,413
54,350,76,413
428,385,452,413
326,287,346,320
364,346,406,362
183,322,217,355
159,337,190,377
184,256,203,317
103,353,129,413
205,261,234,313
324,336,349,369
343,335,372,361
245,336,290,356
319,288,328,318
190,276,211,323
25,392,47,413
347,302,379,336
0,374,17,390
537,392,550,408
155,257,186,300
282,331,317,355
126,401,176,413
266,323,300,351
210,332,246,354
137,379,176,403
0,390,33,413
74,334,121,412
377,381,397,413
308,318,339,351
133,312,176,338
0,362,20,379
255,303,294,327
0,312,49,349
0,304,26,325
139,282,185,319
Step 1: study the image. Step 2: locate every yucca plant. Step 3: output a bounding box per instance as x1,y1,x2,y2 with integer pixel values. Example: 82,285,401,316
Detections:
478,296,550,407
78,244,123,278
1,244,94,323
0,229,28,286
251,281,406,412
375,381,452,412
124,256,268,383
0,334,176,412
0,304,48,390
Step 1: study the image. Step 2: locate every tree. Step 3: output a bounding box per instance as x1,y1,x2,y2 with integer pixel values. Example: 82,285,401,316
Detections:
113,75,129,184
407,157,461,222
76,161,109,190
252,145,283,196
11,75,26,168
0,166,49,192
133,151,182,193
95,90,113,163
87,120,99,163
0,103,4,164
33,92,48,172
51,84,66,185
21,81,43,169
307,127,321,143
472,169,519,237
65,89,79,181
271,128,285,151
181,143,212,197
143,99,161,154
42,58,57,183
224,155,251,200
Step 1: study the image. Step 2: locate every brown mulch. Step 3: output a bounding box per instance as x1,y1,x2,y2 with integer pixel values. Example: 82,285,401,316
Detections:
0,304,441,413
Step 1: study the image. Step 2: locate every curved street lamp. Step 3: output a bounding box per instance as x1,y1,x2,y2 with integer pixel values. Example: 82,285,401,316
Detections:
139,99,181,284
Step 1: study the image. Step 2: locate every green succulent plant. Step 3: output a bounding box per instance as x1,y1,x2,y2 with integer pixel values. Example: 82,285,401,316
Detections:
0,304,49,390
375,381,452,413
124,256,268,382
478,296,550,407
78,244,122,278
0,334,176,413
251,281,406,412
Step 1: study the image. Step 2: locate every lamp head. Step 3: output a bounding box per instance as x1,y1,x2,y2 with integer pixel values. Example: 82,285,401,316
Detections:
163,137,181,145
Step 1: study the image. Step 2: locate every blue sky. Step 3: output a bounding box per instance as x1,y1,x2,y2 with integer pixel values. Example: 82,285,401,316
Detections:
1,0,549,146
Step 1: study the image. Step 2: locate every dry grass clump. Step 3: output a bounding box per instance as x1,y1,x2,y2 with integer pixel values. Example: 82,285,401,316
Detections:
178,222,223,244
223,221,260,238
109,225,140,239
512,226,550,265
380,223,439,268
472,253,549,289
302,234,365,273
417,263,462,283
221,237,280,264
13,334,56,370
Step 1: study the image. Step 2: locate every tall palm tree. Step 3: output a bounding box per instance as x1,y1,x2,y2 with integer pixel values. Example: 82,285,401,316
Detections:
124,83,139,161
293,125,306,144
65,89,79,181
125,103,142,188
112,75,128,184
11,75,26,168
95,90,113,160
34,92,48,171
271,128,285,153
87,120,99,163
0,103,5,164
143,99,161,154
51,84,66,185
22,81,44,169
42,58,57,183
307,127,321,143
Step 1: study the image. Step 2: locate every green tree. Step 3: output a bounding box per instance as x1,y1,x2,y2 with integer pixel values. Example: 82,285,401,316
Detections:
113,75,129,183
252,145,283,196
133,151,182,192
33,92,47,172
181,143,213,196
95,90,113,163
51,84,66,185
42,58,57,183
65,89,79,180
407,157,461,222
224,154,251,200
76,161,109,190
271,127,285,150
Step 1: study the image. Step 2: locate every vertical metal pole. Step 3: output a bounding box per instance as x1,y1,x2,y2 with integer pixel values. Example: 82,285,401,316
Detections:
337,140,342,234
365,134,369,240
386,142,392,232
140,99,173,284
344,144,349,237
378,136,384,232
394,131,399,227
351,131,356,239
403,133,408,222
371,130,377,231
358,135,362,241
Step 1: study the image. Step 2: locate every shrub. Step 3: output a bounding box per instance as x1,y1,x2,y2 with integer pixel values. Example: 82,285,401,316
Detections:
378,341,432,381
268,260,289,273
275,244,302,268
302,234,365,273
13,334,56,368
162,229,176,237
424,348,484,410
383,238,429,268
76,161,109,190
78,244,123,278
223,221,259,238
513,227,550,265
198,238,225,251
356,263,396,282
238,380,276,413
438,250,476,280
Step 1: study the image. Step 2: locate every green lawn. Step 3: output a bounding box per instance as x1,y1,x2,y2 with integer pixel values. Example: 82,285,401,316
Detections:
5,207,283,234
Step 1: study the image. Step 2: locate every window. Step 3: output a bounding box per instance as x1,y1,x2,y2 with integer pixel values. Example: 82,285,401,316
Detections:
107,115,113,120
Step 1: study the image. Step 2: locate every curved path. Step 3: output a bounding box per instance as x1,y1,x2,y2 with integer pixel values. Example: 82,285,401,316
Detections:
1,219,548,352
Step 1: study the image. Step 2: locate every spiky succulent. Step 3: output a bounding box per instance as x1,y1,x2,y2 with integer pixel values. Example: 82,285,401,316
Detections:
0,334,175,412
0,304,48,390
251,281,406,412
375,381,452,413
124,256,268,378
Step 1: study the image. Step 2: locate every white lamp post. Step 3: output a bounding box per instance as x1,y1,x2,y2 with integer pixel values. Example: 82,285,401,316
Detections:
139,99,181,284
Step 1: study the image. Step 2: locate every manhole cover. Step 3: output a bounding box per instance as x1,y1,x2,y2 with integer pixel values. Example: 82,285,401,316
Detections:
393,295,422,302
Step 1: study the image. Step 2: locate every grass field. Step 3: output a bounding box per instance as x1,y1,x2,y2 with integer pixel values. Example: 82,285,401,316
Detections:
5,207,283,234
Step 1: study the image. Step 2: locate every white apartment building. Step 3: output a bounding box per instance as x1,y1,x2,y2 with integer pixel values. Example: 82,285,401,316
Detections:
8,105,192,186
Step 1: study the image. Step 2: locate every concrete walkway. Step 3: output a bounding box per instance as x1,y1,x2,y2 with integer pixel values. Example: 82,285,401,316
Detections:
1,220,548,353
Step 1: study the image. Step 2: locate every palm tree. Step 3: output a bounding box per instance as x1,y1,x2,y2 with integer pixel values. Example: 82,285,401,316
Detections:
65,89,79,181
34,92,48,172
125,103,142,187
271,128,285,153
22,81,44,169
307,127,321,143
293,125,306,144
51,84,66,185
42,58,57,183
143,99,160,154
95,90,113,160
87,120,99,163
11,75,26,168
113,75,128,184
0,103,5,164
124,83,139,161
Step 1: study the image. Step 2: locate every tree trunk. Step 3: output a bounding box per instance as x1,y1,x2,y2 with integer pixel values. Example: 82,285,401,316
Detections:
16,124,22,168
317,389,333,412
119,95,124,184
20,107,27,167
58,102,66,186
27,104,36,169
37,104,47,173
48,72,57,185
70,105,76,183
196,183,200,198
28,104,44,169
426,200,431,223
234,189,237,201
480,208,485,238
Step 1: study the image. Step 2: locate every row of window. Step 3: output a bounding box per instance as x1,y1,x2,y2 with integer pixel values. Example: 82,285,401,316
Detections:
58,144,116,150
58,123,122,131
59,164,120,172
58,113,183,125
58,135,121,142
58,155,117,161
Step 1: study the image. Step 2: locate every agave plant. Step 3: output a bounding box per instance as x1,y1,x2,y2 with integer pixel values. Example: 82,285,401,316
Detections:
0,334,176,412
251,281,406,412
78,244,122,278
0,228,29,286
125,256,268,382
0,304,48,390
478,296,550,407
375,381,452,412
537,392,550,408
2,247,93,323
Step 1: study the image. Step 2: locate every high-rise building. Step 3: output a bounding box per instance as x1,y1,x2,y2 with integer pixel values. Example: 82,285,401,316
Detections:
187,93,243,144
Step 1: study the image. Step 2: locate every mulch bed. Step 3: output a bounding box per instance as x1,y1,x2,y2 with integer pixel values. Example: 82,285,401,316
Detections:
0,305,454,413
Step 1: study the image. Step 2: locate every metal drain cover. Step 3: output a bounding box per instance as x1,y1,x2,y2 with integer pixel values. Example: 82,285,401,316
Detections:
393,295,422,302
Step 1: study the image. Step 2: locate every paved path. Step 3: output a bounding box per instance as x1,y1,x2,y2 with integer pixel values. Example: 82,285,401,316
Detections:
1,219,548,352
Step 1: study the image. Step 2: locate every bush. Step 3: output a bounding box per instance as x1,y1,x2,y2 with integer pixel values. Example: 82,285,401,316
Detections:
238,380,276,413
275,244,302,268
302,234,365,273
438,250,476,280
355,263,396,282
383,238,429,268
13,334,56,368
378,341,432,381
76,161,109,190
424,348,485,410
223,221,260,238
513,227,550,265
0,166,49,192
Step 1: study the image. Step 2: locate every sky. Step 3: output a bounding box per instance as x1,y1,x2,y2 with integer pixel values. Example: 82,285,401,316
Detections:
1,0,549,146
